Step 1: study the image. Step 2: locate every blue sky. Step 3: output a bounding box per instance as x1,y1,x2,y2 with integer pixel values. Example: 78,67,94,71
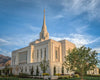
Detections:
0,0,100,66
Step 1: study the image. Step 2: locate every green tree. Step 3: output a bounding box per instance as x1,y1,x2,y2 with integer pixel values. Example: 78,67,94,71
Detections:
63,46,100,80
40,59,49,73
9,67,13,76
54,66,56,75
20,67,23,73
30,66,34,76
0,70,1,75
3,65,9,76
62,66,64,74
36,66,39,76
16,65,19,74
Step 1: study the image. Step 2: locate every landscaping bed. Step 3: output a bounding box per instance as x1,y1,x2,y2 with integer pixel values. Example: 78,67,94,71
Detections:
0,77,43,80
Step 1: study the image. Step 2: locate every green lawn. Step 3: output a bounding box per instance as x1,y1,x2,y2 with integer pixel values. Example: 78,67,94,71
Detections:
0,77,43,80
0,77,100,80
58,77,100,80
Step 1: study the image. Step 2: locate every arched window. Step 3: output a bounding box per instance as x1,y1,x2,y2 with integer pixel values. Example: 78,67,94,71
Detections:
44,48,46,59
37,50,39,61
41,49,42,58
55,50,58,59
32,52,34,59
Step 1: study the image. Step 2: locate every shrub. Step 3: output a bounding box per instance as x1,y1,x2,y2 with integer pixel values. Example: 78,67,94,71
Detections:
58,75,71,79
55,73,60,76
75,71,81,76
18,73,29,78
74,74,80,78
42,73,49,76
8,73,13,77
86,74,100,77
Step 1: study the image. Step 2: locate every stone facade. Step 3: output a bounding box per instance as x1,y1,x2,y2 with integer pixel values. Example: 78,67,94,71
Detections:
10,10,99,78
11,10,75,77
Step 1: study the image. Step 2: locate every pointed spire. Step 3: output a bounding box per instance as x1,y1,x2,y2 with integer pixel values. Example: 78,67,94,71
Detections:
42,9,47,32
40,9,49,40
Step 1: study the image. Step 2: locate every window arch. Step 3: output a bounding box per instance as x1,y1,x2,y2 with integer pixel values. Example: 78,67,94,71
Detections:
37,50,39,61
44,48,46,59
55,50,58,59
41,49,42,58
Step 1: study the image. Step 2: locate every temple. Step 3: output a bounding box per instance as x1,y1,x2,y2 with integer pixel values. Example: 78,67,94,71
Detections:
11,10,99,79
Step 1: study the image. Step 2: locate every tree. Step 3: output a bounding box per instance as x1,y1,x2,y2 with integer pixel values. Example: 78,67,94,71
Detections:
36,66,39,76
3,65,10,76
63,46,100,80
30,66,34,76
16,65,19,74
40,59,49,74
9,67,13,76
62,66,64,74
54,66,56,75
0,70,1,75
20,67,23,73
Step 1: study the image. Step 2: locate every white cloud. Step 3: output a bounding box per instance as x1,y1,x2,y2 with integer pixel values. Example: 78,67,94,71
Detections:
93,48,100,53
97,55,100,57
29,25,41,32
0,38,10,46
0,25,41,47
50,33,100,47
0,33,39,56
0,48,11,56
53,14,64,19
61,0,100,20
0,34,39,47
0,33,100,56
76,25,89,33
0,38,8,43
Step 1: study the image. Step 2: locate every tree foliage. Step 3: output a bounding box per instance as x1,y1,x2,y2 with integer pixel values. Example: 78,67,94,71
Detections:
3,65,10,76
40,59,49,73
54,66,56,75
16,65,19,74
36,66,39,76
63,46,99,79
30,66,34,76
62,66,64,74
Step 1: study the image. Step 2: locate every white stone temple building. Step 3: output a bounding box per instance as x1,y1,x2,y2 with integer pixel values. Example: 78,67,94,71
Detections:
11,10,99,77
11,10,76,76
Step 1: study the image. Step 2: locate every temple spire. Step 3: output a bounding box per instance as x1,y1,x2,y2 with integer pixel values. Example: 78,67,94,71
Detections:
40,9,49,40
42,9,47,32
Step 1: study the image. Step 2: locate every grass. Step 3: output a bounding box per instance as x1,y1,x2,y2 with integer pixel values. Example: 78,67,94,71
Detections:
0,77,43,80
0,76,100,80
58,76,100,80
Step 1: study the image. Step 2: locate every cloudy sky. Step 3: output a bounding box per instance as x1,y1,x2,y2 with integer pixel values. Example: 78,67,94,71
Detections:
0,0,100,64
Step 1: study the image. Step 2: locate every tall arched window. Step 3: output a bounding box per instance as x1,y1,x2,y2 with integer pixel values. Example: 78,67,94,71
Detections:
55,50,58,59
37,50,39,61
41,49,42,58
44,48,46,59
